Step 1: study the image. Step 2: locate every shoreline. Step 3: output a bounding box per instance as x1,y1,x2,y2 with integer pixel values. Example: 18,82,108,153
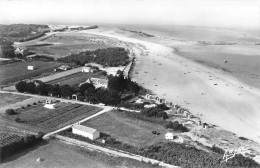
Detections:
82,28,260,145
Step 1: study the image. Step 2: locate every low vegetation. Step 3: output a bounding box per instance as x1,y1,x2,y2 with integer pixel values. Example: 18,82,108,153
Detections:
140,104,169,119
59,47,130,67
60,130,260,168
163,121,189,132
0,132,44,161
0,24,49,42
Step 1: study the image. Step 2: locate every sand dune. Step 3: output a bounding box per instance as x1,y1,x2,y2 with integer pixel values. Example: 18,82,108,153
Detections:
83,28,260,144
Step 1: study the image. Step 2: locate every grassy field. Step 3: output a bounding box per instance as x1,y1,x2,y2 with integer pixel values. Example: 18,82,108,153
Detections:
46,71,104,86
1,140,162,168
4,102,103,131
82,110,168,147
0,60,62,85
0,93,31,108
18,32,116,58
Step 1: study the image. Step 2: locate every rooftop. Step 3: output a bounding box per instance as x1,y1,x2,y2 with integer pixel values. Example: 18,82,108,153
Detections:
72,124,98,134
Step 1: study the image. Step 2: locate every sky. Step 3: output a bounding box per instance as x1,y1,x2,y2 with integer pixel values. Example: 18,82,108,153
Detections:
0,0,259,29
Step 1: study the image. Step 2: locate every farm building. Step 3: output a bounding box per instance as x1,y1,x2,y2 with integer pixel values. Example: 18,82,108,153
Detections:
87,77,108,88
165,132,174,140
72,124,100,140
27,66,34,70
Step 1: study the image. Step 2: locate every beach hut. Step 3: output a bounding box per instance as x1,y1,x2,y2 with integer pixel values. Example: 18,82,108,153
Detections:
27,66,34,70
203,123,209,129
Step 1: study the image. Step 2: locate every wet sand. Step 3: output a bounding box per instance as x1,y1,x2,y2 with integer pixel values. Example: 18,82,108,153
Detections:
82,27,260,144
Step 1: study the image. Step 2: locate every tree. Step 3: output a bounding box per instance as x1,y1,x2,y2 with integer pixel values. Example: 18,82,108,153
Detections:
80,83,95,94
36,83,48,95
60,84,74,98
15,81,27,92
5,109,16,115
26,82,36,93
49,84,61,97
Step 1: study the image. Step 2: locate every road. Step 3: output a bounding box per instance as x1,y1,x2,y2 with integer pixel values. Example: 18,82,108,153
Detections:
56,135,179,168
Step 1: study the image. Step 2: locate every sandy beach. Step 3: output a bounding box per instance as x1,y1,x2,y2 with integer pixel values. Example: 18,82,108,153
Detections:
82,27,260,144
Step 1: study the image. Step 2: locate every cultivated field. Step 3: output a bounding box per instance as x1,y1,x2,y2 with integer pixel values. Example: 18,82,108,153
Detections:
0,60,61,85
5,102,103,131
46,71,104,86
0,133,22,147
82,110,167,147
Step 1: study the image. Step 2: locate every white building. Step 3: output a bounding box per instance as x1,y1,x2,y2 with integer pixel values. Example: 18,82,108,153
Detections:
165,132,174,140
27,66,34,70
44,100,55,109
86,77,108,88
82,67,91,72
144,104,157,108
72,125,100,140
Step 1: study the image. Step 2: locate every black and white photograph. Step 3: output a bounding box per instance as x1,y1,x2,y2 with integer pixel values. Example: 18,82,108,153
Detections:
0,0,260,167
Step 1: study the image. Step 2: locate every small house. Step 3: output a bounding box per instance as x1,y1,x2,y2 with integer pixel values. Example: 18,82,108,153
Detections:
82,67,98,73
58,65,71,71
82,67,91,72
44,100,55,109
72,92,81,101
72,124,100,140
165,132,174,140
27,66,34,70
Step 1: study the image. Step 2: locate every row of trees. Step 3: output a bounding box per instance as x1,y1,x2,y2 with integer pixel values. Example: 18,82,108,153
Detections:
0,38,16,58
59,47,130,67
15,80,121,106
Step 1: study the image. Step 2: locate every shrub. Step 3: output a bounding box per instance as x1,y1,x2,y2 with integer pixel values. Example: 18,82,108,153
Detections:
36,132,45,139
164,121,189,132
33,102,37,105
5,109,16,115
21,106,25,109
27,104,31,107
14,117,21,122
